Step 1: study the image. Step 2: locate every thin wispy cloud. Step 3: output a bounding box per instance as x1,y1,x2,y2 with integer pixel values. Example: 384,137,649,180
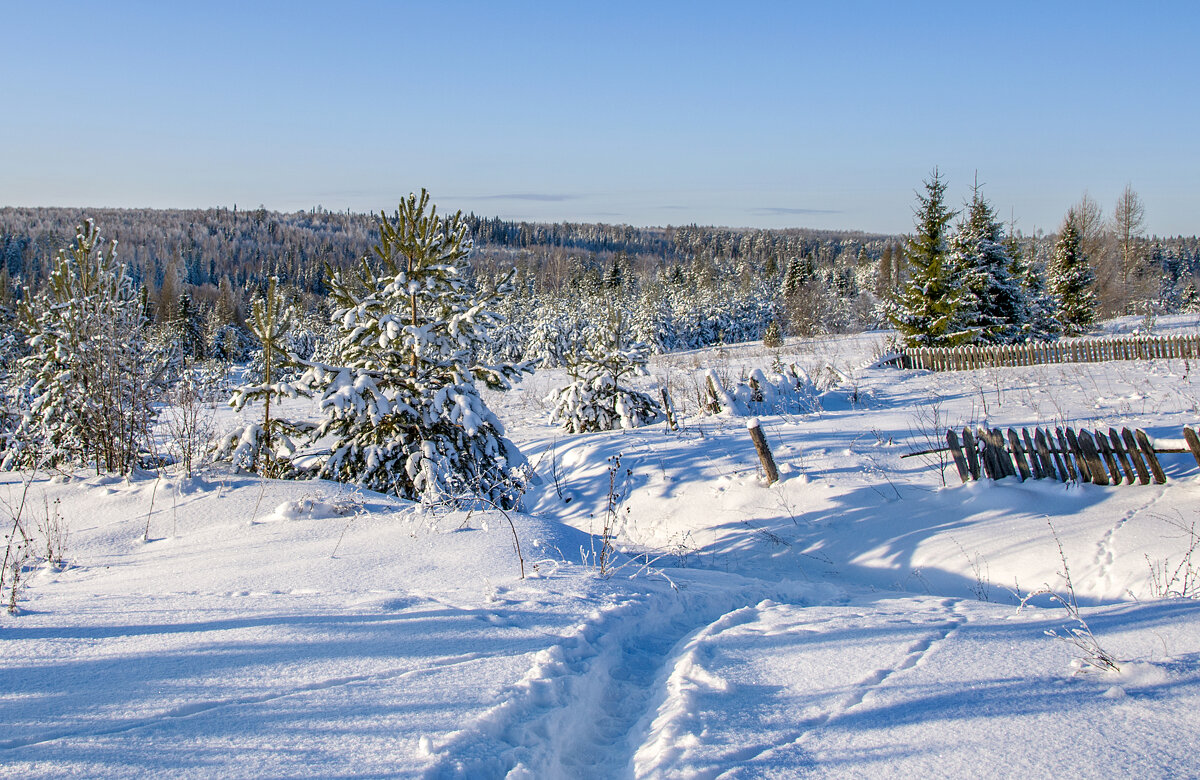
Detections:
469,193,580,202
752,207,842,216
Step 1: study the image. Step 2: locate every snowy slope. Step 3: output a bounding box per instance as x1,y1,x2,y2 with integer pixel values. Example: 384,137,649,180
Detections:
4,318,1200,778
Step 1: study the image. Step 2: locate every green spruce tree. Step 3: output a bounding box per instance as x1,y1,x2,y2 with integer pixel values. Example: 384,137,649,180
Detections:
297,191,534,506
1046,214,1097,335
1006,233,1058,339
947,183,1026,343
547,309,662,433
889,169,967,347
226,277,299,473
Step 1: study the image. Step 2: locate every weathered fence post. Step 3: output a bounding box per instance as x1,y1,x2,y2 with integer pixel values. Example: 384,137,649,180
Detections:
747,418,779,486
704,373,722,414
660,388,678,430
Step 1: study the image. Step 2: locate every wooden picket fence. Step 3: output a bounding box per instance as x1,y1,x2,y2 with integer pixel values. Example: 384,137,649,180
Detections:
916,425,1200,486
898,333,1200,372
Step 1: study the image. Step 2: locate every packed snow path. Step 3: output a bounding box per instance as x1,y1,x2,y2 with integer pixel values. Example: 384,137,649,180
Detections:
426,575,802,777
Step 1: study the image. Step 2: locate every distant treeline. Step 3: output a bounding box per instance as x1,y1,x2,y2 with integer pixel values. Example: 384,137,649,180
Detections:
1,205,1198,343
0,206,890,296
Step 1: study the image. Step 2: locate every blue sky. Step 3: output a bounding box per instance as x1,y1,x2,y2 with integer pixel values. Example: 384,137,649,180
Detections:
2,1,1197,235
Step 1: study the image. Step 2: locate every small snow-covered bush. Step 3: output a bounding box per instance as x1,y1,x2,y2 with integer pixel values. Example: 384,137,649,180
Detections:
699,365,821,417
547,319,662,433
762,319,783,348
219,277,308,476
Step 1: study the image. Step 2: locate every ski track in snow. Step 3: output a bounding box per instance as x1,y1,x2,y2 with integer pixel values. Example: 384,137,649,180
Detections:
426,582,790,779
635,598,967,777
828,599,965,717
430,592,969,779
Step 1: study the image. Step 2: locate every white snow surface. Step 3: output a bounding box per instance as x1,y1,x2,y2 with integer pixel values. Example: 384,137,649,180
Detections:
5,316,1200,778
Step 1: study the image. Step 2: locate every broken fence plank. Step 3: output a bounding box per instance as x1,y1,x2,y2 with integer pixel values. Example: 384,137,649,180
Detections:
1185,426,1200,469
991,429,1017,478
1022,428,1044,479
1120,428,1151,485
1036,429,1064,482
976,427,998,480
1055,428,1079,482
1093,429,1124,485
1076,430,1108,486
1108,428,1136,485
946,429,971,484
1065,428,1092,483
1008,428,1032,481
962,428,980,481
1134,429,1167,485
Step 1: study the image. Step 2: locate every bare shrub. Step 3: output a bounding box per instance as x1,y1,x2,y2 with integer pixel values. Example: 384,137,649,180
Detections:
582,454,628,577
908,392,953,486
164,374,216,477
1,475,67,614
1,475,35,613
1020,520,1120,674
1145,513,1200,599
35,496,67,567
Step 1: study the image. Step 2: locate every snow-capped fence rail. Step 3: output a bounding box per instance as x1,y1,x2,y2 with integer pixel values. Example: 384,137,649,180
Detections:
894,333,1200,372
904,425,1200,486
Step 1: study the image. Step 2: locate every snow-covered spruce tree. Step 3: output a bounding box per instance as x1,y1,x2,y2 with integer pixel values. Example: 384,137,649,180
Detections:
1181,281,1200,314
889,169,969,347
4,220,156,474
1046,215,1097,335
222,277,305,474
547,310,662,433
297,191,533,507
947,184,1027,343
762,319,784,348
172,290,205,364
1007,234,1058,339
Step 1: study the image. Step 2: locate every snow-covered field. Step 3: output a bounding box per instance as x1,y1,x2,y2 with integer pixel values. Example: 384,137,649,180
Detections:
5,316,1200,778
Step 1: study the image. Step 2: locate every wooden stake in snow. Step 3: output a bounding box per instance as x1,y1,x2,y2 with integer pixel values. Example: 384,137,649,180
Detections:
660,387,678,431
747,417,780,486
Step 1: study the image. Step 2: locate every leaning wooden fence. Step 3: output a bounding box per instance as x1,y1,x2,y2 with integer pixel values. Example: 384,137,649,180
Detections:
905,425,1200,486
899,333,1200,372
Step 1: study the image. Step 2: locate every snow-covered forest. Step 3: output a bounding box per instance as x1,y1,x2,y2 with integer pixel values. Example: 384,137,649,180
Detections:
3,189,1199,374
2,188,1200,777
